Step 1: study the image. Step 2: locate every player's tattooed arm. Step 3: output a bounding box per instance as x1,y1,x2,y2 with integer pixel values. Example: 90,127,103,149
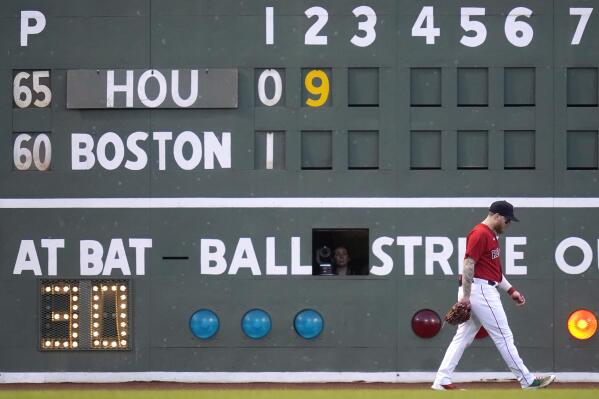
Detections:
461,257,475,300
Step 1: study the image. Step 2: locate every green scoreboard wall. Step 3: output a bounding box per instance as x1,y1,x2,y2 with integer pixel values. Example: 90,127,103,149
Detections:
1,0,599,378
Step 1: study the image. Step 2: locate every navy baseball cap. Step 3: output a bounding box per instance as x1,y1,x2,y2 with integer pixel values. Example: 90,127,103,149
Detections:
489,200,519,222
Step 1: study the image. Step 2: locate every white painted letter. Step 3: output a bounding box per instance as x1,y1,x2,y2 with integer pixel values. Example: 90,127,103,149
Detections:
97,132,125,170
371,236,394,276
173,131,202,170
107,70,133,107
21,11,46,46
71,133,96,170
129,238,152,275
505,237,527,275
229,238,261,275
41,239,65,276
266,237,287,275
291,237,312,275
13,240,42,275
138,69,167,108
153,131,172,171
171,70,198,107
102,239,131,276
204,131,231,169
80,240,104,276
201,239,227,275
555,237,592,274
396,236,422,275
425,237,454,275
125,131,149,170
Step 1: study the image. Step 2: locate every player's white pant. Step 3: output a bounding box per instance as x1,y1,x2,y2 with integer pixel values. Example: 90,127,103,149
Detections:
434,282,535,388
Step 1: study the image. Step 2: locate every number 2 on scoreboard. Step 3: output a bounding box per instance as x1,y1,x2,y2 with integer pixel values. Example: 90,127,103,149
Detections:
265,6,376,47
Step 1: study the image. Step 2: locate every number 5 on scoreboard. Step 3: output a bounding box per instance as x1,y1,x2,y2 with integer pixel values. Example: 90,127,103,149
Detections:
13,70,52,108
303,69,331,107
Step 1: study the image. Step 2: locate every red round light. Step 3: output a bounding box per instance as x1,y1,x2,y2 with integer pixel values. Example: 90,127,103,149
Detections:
411,309,442,338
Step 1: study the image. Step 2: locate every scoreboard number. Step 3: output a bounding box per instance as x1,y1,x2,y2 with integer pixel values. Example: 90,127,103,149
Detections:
13,133,52,171
411,6,536,47
304,70,330,107
265,5,596,48
13,70,52,108
40,280,130,351
267,6,377,47
305,6,328,45
257,69,283,106
570,8,593,45
350,6,377,47
460,7,487,47
504,7,534,47
412,6,440,45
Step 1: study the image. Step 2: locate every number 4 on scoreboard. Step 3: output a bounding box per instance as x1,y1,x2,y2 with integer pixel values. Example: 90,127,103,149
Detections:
412,6,440,45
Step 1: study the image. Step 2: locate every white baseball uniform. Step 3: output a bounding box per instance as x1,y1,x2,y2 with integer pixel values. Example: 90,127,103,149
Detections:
433,223,535,388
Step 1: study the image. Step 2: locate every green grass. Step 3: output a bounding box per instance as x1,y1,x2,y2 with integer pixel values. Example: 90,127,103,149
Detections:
1,389,598,399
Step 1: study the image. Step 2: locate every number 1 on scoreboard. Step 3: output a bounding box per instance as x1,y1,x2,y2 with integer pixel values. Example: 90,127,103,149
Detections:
265,6,274,45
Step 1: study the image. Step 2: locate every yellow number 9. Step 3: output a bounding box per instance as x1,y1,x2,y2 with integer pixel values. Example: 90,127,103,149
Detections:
305,69,330,107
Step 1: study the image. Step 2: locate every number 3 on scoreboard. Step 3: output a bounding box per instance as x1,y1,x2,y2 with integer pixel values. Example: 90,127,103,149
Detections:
265,6,376,47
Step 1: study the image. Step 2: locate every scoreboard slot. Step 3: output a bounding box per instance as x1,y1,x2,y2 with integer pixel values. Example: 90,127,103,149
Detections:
567,131,599,170
457,130,489,169
411,68,442,107
457,68,489,107
567,68,598,107
301,131,332,170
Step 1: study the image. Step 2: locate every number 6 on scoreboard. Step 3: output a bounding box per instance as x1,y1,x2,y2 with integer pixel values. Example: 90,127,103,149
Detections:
13,71,52,108
13,133,52,171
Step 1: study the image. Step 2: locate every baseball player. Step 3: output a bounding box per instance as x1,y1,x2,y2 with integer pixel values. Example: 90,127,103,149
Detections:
431,201,556,390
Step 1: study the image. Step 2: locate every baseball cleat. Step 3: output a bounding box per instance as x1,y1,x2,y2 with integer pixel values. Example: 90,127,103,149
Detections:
431,383,465,390
523,375,556,389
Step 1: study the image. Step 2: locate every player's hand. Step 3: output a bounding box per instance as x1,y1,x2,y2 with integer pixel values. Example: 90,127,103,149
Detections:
511,290,525,306
458,297,471,307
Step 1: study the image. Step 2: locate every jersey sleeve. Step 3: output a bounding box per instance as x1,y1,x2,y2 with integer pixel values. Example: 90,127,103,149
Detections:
465,229,486,262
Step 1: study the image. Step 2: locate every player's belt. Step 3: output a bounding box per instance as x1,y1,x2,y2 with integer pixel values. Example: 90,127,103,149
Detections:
473,277,497,287
458,276,498,287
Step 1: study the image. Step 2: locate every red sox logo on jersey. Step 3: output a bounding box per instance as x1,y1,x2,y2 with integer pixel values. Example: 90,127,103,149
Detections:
491,248,501,259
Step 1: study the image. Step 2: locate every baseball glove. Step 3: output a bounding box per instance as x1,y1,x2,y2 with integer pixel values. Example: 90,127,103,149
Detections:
444,302,471,325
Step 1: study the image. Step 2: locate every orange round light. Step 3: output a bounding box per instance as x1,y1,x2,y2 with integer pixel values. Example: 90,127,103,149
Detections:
567,309,597,340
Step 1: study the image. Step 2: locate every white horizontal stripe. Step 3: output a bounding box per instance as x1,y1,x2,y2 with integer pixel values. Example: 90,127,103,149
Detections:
0,372,597,383
1,197,599,209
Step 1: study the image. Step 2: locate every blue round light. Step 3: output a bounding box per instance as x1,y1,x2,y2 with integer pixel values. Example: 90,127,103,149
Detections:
241,309,271,339
189,309,219,339
294,309,324,339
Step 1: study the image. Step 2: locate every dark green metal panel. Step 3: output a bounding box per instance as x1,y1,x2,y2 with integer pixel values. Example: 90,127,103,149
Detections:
1,0,599,377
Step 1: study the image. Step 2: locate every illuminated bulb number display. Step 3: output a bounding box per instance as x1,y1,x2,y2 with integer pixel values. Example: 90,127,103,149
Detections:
40,280,130,351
